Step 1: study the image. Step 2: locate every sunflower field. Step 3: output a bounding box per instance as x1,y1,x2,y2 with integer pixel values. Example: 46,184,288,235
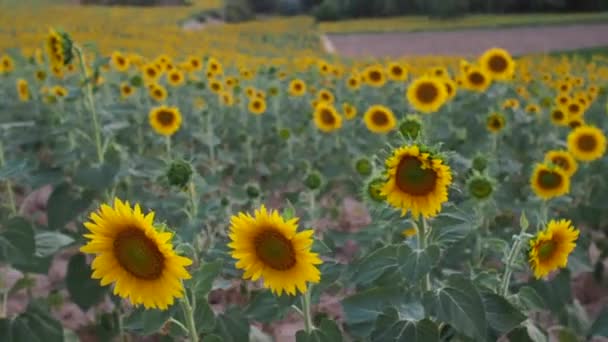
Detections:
1,3,608,342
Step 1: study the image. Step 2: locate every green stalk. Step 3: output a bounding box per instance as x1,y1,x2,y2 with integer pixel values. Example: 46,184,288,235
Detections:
417,217,431,291
188,181,198,222
165,136,172,158
206,111,215,166
180,293,199,342
0,141,17,216
301,288,314,334
499,214,529,296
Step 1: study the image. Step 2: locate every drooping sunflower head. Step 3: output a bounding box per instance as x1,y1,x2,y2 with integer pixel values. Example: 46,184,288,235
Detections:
80,198,192,310
567,125,607,162
45,28,72,68
464,67,492,92
228,205,322,295
381,145,453,218
248,97,267,115
486,112,506,133
479,47,515,81
530,163,570,200
529,219,579,279
364,64,386,87
313,103,342,133
149,105,182,137
363,105,397,134
544,150,578,177
406,75,448,114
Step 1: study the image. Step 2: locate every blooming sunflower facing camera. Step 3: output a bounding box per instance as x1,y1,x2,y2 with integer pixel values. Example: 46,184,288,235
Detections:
567,125,606,162
313,103,342,133
381,145,452,218
544,150,578,178
529,219,579,279
228,205,322,295
149,106,182,136
407,75,448,114
363,105,396,134
479,47,515,81
80,198,192,310
530,163,570,200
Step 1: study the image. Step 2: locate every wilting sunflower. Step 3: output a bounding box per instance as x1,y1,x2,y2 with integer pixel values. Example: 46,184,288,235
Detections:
465,67,492,92
149,106,182,136
167,70,185,87
317,89,335,104
530,163,570,200
342,102,357,120
479,47,515,81
529,219,579,279
228,205,322,295
486,112,505,133
248,98,266,115
80,198,192,310
111,51,130,72
364,64,386,87
313,103,342,133
381,145,452,218
149,84,167,102
544,150,578,177
407,75,448,114
16,79,30,102
550,108,568,126
120,82,135,99
387,62,408,81
567,125,606,162
363,105,397,134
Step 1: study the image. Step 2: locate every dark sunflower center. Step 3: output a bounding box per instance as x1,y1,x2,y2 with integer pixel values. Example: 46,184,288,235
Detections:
416,83,439,104
560,85,568,92
254,230,296,271
171,74,180,81
154,89,163,97
488,55,508,72
294,83,302,91
320,109,336,125
371,111,389,126
552,110,564,120
568,104,580,114
538,170,562,189
469,72,485,85
157,110,175,126
147,69,156,77
551,156,569,170
117,57,125,65
253,101,261,110
369,71,381,82
537,240,556,261
113,228,164,280
211,64,218,71
569,120,582,129
577,134,598,152
349,79,357,86
321,93,330,101
490,117,502,129
212,83,220,91
191,60,199,67
395,156,438,196
391,66,403,76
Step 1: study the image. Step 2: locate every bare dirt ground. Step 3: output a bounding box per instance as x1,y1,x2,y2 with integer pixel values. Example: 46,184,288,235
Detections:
326,23,608,57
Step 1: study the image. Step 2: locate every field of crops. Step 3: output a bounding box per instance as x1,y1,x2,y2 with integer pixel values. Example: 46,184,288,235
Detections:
1,4,608,342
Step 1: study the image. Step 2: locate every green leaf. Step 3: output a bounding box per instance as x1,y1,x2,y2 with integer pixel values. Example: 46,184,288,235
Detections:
0,159,30,180
517,286,547,311
195,298,216,334
427,275,486,341
123,307,173,336
589,308,608,337
213,307,250,342
351,245,399,286
35,231,74,257
73,163,119,191
192,260,223,296
429,207,476,247
342,286,403,325
529,270,572,312
244,291,284,323
4,300,64,342
0,217,35,265
507,321,547,342
399,245,439,283
46,183,94,230
482,292,526,334
296,318,342,342
65,253,106,310
201,335,223,342
371,308,439,342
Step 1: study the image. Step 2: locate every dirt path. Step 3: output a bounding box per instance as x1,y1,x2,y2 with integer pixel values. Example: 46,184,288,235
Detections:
326,23,608,57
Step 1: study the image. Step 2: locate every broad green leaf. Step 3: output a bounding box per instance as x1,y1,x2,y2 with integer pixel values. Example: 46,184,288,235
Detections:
6,300,64,342
589,307,608,337
371,308,439,342
194,297,216,334
65,253,106,310
399,245,439,283
517,286,547,311
342,286,403,325
482,292,526,334
351,245,400,286
35,231,74,257
192,260,223,295
46,183,94,230
529,270,572,312
296,318,342,342
73,163,119,191
123,307,173,336
0,159,30,180
244,291,284,323
429,207,476,247
213,307,250,342
0,217,35,265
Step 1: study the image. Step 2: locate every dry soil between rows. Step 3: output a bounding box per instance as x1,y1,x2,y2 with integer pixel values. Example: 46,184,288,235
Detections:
326,23,608,57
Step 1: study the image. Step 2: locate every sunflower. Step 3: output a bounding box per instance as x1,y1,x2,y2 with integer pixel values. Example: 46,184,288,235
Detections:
380,145,452,218
430,66,448,78
45,29,68,68
16,79,30,102
363,105,397,134
289,79,306,96
209,79,223,94
228,205,322,295
465,67,492,92
149,106,182,136
565,100,584,118
342,102,357,120
120,82,134,99
219,91,235,107
80,198,192,310
550,108,568,126
1,54,14,73
248,98,266,115
142,63,160,82
567,125,606,162
111,51,130,72
530,163,570,200
317,89,335,104
544,150,578,177
149,84,167,102
556,81,571,94
387,62,408,81
364,64,386,87
206,57,223,76
313,103,342,133
486,112,505,133
407,75,448,114
35,70,47,82
51,85,68,98
402,227,417,238
525,104,540,115
346,74,361,91
479,48,515,81
568,118,584,129
443,77,458,100
529,219,579,279
167,70,185,87
187,55,202,71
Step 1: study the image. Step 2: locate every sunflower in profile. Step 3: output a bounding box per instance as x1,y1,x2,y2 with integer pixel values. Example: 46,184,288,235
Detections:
167,70,185,87
486,112,505,133
380,145,453,218
149,84,167,102
530,163,570,200
46,28,71,68
248,97,266,115
550,108,568,126
464,67,492,92
364,64,386,87
479,48,515,81
544,150,578,177
228,205,322,295
80,198,192,310
16,79,30,102
567,125,606,162
120,82,135,99
529,219,579,279
313,103,342,133
111,51,130,72
443,77,458,100
149,106,182,136
364,105,397,134
387,62,408,81
342,102,357,120
317,89,335,104
407,75,448,114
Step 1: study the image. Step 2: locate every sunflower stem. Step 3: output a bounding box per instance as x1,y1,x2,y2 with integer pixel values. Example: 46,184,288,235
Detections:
74,45,104,164
180,293,199,342
301,288,314,334
499,216,529,296
418,217,431,292
169,317,190,334
0,274,8,319
188,181,198,222
0,141,17,216
165,136,172,158
205,111,215,170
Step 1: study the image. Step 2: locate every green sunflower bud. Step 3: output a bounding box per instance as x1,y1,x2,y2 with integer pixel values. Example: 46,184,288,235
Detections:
304,171,322,190
366,177,386,203
166,160,193,189
246,183,260,198
399,115,422,139
467,173,495,200
279,128,291,140
354,158,373,177
472,154,488,172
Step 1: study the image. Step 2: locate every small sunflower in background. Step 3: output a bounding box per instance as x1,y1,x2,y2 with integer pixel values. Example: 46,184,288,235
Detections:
313,103,342,133
402,227,417,238
407,75,448,114
529,219,579,279
567,125,606,162
206,57,223,76
565,100,584,118
525,103,540,115
248,97,266,115
550,108,568,126
149,84,167,102
465,66,492,92
149,105,182,136
111,51,130,72
544,150,578,177
364,64,386,87
228,205,322,295
209,79,223,94
443,77,457,100
35,70,47,82
346,74,361,91
80,198,192,310
381,145,452,218
486,112,506,133
288,79,306,97
316,88,335,104
363,105,397,134
387,62,408,82
51,85,68,98
530,163,570,200
16,79,30,102
167,69,185,87
142,63,160,82
1,54,15,73
568,118,584,129
187,55,202,71
479,47,515,81
342,102,357,120
120,82,135,99
555,94,569,107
